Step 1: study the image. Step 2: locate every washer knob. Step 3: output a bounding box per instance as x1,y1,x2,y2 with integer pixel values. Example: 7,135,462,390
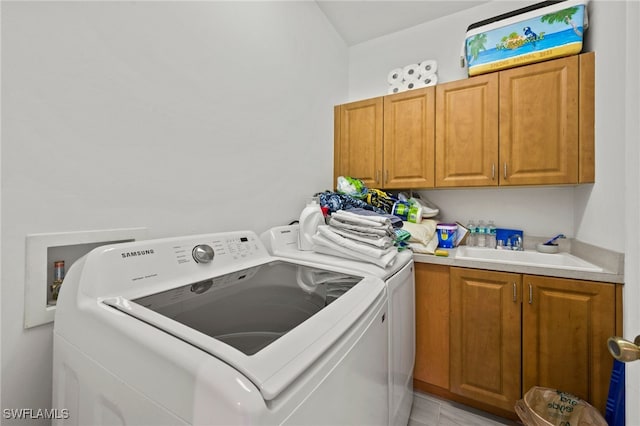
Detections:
192,244,214,263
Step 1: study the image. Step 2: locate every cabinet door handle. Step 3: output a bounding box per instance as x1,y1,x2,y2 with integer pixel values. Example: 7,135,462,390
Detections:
492,163,496,180
528,283,533,304
385,170,389,184
513,282,517,302
504,163,508,179
376,170,381,184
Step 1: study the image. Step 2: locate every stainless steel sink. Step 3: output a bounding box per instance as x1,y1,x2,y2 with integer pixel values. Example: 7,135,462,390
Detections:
454,246,603,272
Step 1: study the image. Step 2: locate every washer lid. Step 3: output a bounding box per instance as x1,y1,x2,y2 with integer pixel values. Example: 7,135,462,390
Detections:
261,224,413,280
103,260,386,401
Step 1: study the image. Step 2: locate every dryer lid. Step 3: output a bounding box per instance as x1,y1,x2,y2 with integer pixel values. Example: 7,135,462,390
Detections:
103,260,386,401
261,224,413,280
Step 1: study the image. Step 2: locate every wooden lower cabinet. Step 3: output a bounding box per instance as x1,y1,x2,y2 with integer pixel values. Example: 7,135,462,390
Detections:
414,264,620,418
414,263,450,389
523,275,616,413
450,268,522,412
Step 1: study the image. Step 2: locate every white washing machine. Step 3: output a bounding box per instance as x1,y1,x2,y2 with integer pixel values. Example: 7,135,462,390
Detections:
261,225,416,426
52,231,391,425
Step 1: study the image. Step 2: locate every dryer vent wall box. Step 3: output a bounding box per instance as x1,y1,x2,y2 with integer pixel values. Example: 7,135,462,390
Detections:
24,227,148,329
52,230,392,425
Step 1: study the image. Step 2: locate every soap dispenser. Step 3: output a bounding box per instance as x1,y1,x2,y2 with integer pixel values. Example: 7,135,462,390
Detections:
298,197,324,251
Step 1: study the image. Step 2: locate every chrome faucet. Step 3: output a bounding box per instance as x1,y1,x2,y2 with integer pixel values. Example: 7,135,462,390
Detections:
509,234,524,251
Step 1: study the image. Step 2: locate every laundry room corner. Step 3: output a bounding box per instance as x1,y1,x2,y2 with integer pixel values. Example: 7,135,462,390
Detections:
1,1,347,421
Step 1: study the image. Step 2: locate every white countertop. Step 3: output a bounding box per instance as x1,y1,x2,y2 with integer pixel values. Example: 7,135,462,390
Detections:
413,243,625,284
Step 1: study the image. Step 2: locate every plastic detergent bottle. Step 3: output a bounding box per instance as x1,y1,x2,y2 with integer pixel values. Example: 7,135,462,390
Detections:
298,197,324,251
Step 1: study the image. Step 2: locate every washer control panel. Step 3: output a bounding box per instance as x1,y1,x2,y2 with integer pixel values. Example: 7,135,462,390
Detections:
222,235,259,259
83,231,271,297
170,234,263,266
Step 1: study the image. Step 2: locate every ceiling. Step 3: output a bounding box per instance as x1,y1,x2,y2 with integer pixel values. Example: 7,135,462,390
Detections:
315,0,490,46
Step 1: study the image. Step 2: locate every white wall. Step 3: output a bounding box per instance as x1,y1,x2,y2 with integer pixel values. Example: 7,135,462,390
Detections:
348,1,539,101
573,1,627,250
348,1,626,251
1,1,347,421
2,0,636,422
624,0,640,421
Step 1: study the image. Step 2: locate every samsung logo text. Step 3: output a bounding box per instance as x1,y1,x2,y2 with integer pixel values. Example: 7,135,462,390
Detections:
121,249,155,259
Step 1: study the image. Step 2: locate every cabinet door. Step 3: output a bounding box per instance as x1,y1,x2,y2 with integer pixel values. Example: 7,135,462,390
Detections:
499,55,579,185
383,87,435,188
414,263,450,389
579,52,595,183
450,268,522,411
435,73,499,187
523,276,616,413
334,97,383,188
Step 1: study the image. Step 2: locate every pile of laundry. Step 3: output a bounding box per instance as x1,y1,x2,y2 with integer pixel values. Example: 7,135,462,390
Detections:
318,176,439,221
306,176,446,266
311,208,402,269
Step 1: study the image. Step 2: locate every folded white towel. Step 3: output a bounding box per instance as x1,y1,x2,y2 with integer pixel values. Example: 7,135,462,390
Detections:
329,217,393,237
330,226,393,241
317,225,395,259
312,233,398,269
332,209,392,227
330,227,394,249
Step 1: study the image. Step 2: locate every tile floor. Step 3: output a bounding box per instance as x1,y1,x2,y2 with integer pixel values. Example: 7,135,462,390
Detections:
409,392,521,426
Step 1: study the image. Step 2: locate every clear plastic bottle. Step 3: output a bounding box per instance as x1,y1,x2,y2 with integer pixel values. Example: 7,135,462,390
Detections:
476,220,486,247
487,220,496,249
466,220,476,246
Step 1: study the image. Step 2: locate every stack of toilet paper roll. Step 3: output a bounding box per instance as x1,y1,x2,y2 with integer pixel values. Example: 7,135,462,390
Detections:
387,60,438,94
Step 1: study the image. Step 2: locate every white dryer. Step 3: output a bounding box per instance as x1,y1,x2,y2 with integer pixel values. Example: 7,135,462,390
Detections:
261,224,416,426
52,231,391,425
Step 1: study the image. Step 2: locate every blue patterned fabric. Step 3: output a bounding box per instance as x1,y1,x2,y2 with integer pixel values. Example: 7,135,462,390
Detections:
317,192,387,215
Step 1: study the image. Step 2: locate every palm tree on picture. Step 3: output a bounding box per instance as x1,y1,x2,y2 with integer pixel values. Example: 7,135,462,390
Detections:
541,6,582,36
468,33,487,63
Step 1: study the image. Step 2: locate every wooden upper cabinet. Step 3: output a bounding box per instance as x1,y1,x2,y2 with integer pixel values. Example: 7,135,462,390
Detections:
335,52,594,190
450,268,522,412
334,88,435,190
522,275,616,413
435,74,499,187
334,97,383,188
383,87,435,188
499,55,579,185
579,52,595,183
